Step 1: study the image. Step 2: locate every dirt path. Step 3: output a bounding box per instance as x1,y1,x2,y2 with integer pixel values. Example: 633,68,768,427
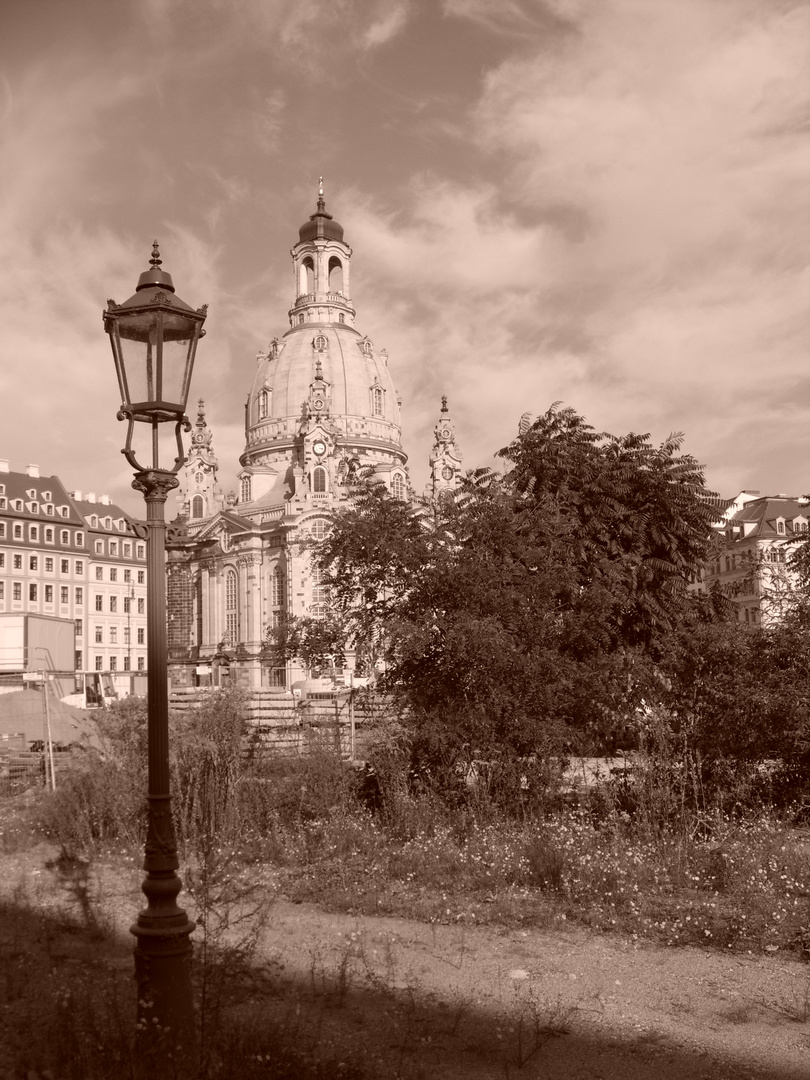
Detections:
256,899,809,1079
1,843,808,1079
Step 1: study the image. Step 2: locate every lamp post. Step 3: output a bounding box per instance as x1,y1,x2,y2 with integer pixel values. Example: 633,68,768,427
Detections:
104,244,207,1076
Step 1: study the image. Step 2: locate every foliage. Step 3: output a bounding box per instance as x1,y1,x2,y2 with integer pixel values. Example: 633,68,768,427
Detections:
302,405,719,764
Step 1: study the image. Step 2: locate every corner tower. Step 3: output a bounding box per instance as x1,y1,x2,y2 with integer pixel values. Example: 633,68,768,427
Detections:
239,183,408,512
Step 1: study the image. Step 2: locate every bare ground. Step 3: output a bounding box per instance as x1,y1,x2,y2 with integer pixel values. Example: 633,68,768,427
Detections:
1,840,808,1079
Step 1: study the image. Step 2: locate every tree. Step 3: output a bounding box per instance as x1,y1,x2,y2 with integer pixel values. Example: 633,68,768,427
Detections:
301,406,719,765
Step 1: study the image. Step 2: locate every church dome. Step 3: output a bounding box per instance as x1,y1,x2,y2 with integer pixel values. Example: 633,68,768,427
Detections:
243,323,402,467
298,195,344,243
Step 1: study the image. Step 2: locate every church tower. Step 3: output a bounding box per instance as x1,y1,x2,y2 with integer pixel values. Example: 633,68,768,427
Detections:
425,396,463,501
176,400,225,524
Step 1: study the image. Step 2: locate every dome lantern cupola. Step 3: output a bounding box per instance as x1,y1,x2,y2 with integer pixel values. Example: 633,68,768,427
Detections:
289,178,355,329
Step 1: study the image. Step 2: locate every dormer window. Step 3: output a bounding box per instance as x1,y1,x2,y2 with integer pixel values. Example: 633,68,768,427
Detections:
362,339,373,357
795,518,808,533
777,518,786,535
314,334,327,352
371,386,384,417
91,516,98,528
391,473,405,500
42,491,51,501
258,389,269,420
240,475,252,503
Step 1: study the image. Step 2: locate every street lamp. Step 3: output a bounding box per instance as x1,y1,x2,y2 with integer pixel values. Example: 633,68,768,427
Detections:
104,243,207,1076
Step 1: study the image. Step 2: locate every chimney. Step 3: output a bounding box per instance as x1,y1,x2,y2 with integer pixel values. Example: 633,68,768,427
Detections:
26,464,40,478
71,490,82,501
0,459,8,473
86,492,96,503
99,494,111,505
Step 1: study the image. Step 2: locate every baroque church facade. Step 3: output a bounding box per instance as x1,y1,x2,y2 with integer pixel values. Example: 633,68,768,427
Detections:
167,191,461,689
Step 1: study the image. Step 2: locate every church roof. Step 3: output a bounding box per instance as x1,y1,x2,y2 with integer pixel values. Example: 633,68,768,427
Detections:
298,194,345,244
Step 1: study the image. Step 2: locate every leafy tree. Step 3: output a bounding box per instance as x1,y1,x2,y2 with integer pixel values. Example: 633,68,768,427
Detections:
297,406,719,766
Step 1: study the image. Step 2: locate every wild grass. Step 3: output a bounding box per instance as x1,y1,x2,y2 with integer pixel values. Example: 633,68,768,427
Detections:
2,689,809,1075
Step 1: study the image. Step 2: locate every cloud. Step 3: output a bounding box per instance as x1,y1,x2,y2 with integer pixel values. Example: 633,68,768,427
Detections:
363,2,411,48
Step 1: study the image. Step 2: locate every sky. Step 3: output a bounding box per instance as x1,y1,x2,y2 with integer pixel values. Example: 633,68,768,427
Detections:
1,0,808,516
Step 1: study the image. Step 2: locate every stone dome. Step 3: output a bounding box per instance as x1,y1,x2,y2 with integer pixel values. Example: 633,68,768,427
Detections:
298,196,345,244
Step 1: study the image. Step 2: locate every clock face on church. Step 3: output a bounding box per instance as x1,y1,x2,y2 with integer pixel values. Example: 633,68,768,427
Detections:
312,439,327,457
442,466,454,480
439,426,451,440
313,395,325,411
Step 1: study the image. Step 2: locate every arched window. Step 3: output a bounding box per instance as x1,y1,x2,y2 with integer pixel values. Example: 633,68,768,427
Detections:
391,473,405,500
258,390,269,419
372,387,384,417
328,256,343,293
313,466,327,493
299,257,315,295
298,314,305,325
314,334,327,352
310,564,329,620
338,313,345,324
240,475,252,503
191,494,205,519
225,569,238,646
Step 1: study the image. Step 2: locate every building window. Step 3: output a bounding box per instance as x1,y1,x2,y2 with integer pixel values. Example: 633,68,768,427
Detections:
75,587,83,605
123,542,132,557
95,626,103,643
61,530,69,545
124,569,131,583
109,541,117,556
29,584,37,602
95,541,104,554
13,524,22,539
272,567,285,607
0,523,5,538
241,475,252,503
75,651,82,668
45,505,53,516
137,628,145,644
13,554,22,570
75,619,82,636
137,570,145,584
137,598,145,614
95,594,103,611
137,545,145,559
0,583,3,601
0,554,4,568
44,528,53,542
313,466,327,494
75,560,83,575
29,556,38,571
258,390,269,419
44,585,53,603
95,567,103,580
225,568,238,645
338,312,345,324
191,494,205,519
123,627,130,644
95,656,103,671
110,627,117,644
61,559,69,573
61,586,69,604
308,517,330,541
110,568,117,582
29,526,39,541
13,583,21,601
372,387,383,416
123,596,131,614
391,473,405,500
45,557,54,572
137,656,145,671
110,596,117,613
